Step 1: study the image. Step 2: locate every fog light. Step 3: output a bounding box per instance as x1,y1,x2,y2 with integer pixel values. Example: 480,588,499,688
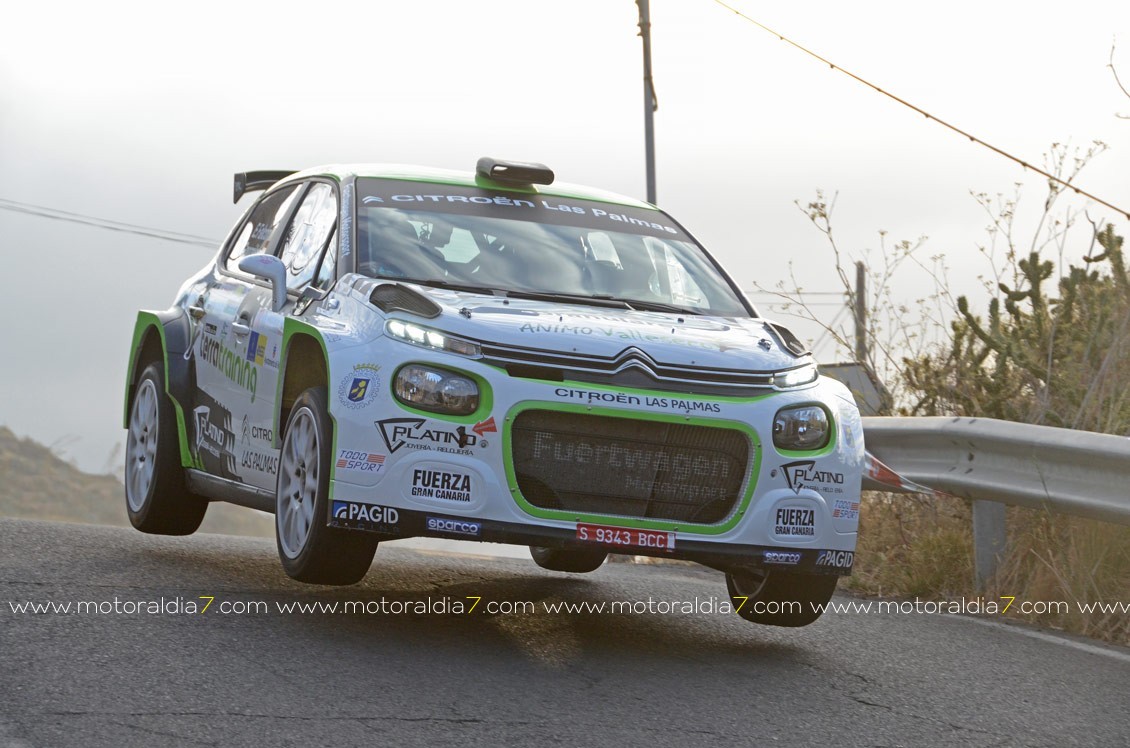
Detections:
394,365,479,415
773,405,830,450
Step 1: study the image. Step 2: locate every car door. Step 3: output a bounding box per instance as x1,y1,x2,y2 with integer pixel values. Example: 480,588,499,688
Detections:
192,184,301,484
231,181,340,491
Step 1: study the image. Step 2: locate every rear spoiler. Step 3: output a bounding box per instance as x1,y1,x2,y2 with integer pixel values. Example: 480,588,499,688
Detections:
233,171,296,203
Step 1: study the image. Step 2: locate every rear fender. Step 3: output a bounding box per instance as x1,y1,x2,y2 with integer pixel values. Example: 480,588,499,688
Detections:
123,309,196,467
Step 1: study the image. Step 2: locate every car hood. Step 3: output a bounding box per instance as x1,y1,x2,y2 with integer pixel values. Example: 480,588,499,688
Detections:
394,286,808,372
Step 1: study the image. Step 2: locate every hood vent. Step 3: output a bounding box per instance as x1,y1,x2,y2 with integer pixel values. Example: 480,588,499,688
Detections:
369,283,441,319
766,323,809,357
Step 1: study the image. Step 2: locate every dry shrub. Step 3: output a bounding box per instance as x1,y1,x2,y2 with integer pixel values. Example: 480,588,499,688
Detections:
847,490,1130,646
847,491,972,599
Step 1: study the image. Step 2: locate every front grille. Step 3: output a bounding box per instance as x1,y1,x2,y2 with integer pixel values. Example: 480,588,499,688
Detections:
480,341,776,395
511,410,749,524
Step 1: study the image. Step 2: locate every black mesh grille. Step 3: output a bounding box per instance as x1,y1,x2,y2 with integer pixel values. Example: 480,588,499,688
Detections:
512,410,749,524
369,283,441,318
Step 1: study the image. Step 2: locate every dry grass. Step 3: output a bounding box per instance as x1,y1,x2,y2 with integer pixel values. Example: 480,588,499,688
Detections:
848,491,1130,646
847,491,973,599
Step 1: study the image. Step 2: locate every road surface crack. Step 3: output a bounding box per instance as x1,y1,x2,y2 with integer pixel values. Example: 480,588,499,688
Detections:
109,719,219,747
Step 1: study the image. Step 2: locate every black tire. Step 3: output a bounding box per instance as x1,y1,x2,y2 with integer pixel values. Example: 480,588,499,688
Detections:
530,545,608,574
124,362,208,535
275,386,378,585
725,568,838,627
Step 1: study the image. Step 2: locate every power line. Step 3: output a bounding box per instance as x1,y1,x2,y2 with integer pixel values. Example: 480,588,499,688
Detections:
711,0,1130,222
0,197,220,248
749,290,844,297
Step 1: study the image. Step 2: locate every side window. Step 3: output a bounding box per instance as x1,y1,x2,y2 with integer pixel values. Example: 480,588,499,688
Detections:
278,183,338,292
225,185,301,272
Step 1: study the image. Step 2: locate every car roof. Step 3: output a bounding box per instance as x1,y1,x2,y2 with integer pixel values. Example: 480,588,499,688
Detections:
281,163,657,211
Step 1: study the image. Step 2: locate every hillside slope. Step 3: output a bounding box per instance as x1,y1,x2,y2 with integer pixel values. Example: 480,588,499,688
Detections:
0,426,272,537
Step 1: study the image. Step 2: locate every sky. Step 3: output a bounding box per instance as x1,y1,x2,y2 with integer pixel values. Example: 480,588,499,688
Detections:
1,0,1128,472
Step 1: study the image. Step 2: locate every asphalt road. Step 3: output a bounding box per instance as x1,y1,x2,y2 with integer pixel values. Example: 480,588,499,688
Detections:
1,518,1127,747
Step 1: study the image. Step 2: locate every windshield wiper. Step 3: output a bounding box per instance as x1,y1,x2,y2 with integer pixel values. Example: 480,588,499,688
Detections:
503,290,633,310
620,299,704,316
390,277,502,296
387,279,701,315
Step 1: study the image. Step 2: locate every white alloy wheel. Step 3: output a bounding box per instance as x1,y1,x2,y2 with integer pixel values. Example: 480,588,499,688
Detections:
277,406,320,559
125,378,160,512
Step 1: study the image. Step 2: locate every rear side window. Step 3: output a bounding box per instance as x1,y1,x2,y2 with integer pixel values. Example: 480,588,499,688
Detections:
225,185,301,272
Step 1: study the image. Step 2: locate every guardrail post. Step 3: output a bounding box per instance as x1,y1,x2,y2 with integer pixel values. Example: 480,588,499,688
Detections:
972,500,1007,589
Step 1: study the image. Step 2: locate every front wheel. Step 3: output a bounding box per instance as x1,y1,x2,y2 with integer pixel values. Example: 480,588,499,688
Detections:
726,568,838,627
275,387,378,585
124,362,207,535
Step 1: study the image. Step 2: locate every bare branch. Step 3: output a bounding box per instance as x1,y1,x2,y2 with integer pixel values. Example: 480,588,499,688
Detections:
1110,42,1130,99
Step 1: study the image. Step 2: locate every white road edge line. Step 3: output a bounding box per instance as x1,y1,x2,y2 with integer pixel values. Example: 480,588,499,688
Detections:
956,614,1130,665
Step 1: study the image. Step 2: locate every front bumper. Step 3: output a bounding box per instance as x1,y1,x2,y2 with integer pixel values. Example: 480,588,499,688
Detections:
328,503,856,575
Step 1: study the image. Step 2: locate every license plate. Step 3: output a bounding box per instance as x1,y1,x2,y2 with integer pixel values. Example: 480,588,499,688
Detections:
576,523,676,551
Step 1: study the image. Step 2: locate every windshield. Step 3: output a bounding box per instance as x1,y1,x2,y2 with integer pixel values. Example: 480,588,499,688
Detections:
354,178,751,317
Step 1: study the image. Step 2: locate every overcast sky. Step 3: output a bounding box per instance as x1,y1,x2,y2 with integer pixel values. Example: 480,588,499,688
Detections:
2,0,1127,471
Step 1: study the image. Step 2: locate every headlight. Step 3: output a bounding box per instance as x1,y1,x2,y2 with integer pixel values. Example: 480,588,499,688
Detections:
385,320,480,358
394,365,479,415
773,364,818,389
773,405,830,451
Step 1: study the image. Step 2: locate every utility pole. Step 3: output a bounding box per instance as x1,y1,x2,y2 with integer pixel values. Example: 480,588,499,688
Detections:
854,261,867,363
636,0,658,205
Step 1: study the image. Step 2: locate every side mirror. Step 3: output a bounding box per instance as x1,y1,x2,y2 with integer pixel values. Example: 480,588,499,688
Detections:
237,254,288,312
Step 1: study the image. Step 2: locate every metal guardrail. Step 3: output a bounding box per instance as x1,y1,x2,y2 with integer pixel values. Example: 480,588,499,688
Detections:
860,416,1130,585
861,416,1130,525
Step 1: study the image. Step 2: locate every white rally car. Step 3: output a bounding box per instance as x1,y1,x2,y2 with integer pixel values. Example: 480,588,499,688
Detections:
123,158,863,626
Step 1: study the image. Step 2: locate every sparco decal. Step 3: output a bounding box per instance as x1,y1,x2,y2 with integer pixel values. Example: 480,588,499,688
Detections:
426,516,481,537
816,550,855,570
780,460,845,495
763,551,802,565
332,501,399,526
198,333,258,401
411,469,472,502
376,418,478,455
774,507,816,537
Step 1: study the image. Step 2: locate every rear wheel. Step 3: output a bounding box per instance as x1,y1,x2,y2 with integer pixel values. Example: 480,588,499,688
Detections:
276,387,378,585
124,362,207,535
529,545,608,574
726,568,838,627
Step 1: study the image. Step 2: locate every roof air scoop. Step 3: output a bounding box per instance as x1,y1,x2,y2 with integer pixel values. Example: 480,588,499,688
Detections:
476,157,554,186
